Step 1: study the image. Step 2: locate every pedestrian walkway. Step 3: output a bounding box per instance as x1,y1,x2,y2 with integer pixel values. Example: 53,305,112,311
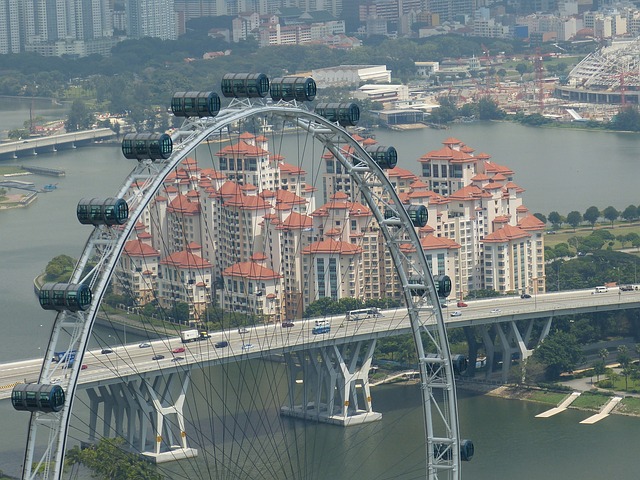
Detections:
536,391,581,418
580,396,623,424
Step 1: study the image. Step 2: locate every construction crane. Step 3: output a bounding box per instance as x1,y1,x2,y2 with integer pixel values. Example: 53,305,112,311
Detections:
617,70,640,106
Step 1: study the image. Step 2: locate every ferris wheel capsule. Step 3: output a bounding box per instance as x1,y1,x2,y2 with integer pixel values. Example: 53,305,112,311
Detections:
221,73,270,98
121,133,173,161
12,383,65,413
76,197,129,226
364,145,398,169
434,274,452,298
39,282,92,312
314,102,360,126
270,76,317,102
171,91,221,118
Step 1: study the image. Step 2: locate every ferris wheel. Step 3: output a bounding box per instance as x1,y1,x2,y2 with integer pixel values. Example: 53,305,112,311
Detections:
13,74,471,480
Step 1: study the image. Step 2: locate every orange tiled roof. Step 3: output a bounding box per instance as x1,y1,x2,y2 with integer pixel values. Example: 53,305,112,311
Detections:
161,249,212,269
420,235,461,250
216,140,269,157
222,261,281,280
167,194,200,215
484,224,530,242
123,239,159,257
302,239,362,255
278,211,313,230
518,214,546,231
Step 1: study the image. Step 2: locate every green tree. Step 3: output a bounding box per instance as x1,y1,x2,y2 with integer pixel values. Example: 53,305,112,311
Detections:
548,211,563,228
304,297,341,318
533,212,547,224
583,206,600,229
602,205,620,226
617,345,632,390
44,255,76,282
622,204,638,222
599,348,610,365
65,437,163,479
617,344,631,367
553,243,571,257
172,302,190,323
8,128,30,140
566,211,582,231
610,106,640,132
477,97,506,120
533,330,583,380
65,99,94,132
465,289,501,299
594,360,606,382
515,63,529,79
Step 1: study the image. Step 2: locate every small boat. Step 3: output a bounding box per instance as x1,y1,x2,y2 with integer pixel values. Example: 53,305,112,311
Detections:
42,184,58,192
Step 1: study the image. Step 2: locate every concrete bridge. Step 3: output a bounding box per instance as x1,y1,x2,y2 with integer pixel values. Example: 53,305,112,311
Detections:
0,128,116,160
5,287,638,462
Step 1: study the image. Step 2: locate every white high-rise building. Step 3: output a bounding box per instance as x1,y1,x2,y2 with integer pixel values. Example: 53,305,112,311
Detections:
0,0,21,53
125,0,176,40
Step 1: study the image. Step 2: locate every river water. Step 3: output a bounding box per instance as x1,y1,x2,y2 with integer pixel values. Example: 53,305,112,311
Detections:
1,100,640,478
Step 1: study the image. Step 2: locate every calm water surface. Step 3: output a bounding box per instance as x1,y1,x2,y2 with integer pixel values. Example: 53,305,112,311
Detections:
1,101,640,478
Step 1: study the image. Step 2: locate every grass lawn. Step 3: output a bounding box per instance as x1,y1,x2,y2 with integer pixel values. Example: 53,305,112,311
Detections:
545,222,640,252
0,166,25,176
527,390,568,405
571,392,610,410
618,397,640,415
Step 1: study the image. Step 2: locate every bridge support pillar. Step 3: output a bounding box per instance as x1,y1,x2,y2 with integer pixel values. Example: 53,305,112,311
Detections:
83,370,197,463
140,370,198,463
281,339,381,426
481,317,554,382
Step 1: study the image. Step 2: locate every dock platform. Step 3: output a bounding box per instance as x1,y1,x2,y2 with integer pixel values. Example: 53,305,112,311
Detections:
580,396,622,424
536,391,581,418
21,165,65,177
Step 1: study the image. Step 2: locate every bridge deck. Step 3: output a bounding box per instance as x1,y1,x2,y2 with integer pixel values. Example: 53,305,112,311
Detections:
1,287,639,400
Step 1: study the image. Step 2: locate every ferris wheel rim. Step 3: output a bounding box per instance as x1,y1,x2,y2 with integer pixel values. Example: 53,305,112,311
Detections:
23,100,461,480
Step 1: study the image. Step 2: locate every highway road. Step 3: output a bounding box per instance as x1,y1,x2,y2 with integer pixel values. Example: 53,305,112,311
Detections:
1,286,639,400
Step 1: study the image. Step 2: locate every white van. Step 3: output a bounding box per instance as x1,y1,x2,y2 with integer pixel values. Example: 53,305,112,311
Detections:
594,286,608,293
315,319,330,326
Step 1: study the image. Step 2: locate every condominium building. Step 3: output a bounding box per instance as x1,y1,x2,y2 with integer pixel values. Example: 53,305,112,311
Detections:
119,133,544,323
158,244,213,317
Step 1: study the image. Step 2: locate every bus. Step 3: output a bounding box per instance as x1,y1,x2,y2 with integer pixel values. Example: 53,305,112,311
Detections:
312,325,330,335
346,308,382,321
52,350,77,364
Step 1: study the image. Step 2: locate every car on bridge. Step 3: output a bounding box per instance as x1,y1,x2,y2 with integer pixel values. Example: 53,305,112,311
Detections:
242,343,254,351
139,342,151,348
490,308,502,314
281,321,294,328
238,328,249,334
172,347,185,354
457,301,468,307
215,341,229,348
172,356,184,362
101,348,113,354
450,311,462,317
520,293,531,299
152,355,165,361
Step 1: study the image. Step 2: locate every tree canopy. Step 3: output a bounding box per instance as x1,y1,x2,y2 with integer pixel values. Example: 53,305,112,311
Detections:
44,255,76,282
65,437,163,479
533,330,583,379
